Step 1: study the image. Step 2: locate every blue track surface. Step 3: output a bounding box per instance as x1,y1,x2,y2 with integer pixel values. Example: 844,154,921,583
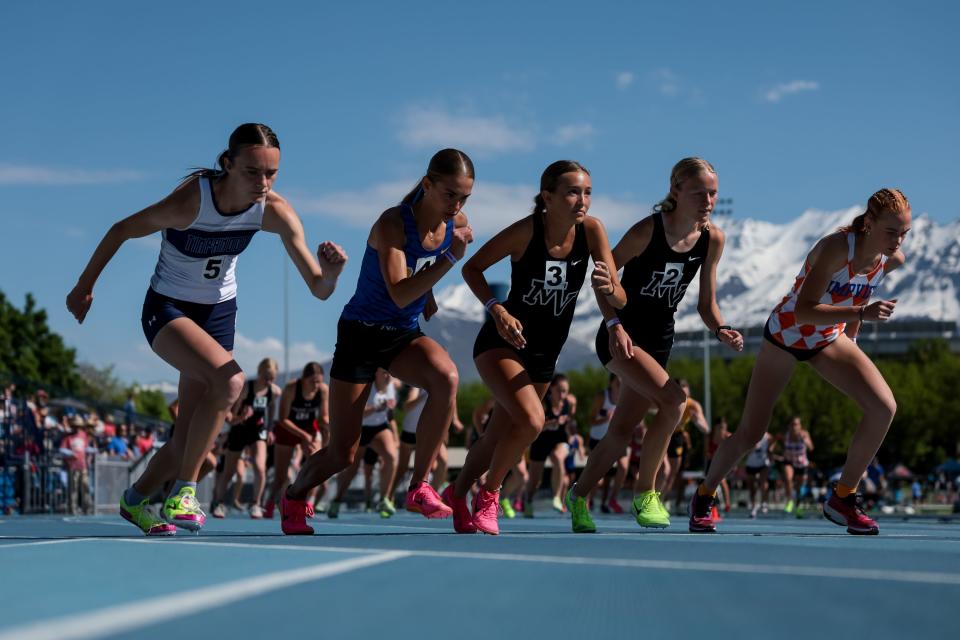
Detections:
1,509,958,640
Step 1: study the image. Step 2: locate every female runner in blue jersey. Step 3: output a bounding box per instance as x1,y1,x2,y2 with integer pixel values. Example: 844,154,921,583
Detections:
565,157,743,533
443,160,625,535
281,149,475,534
66,123,348,535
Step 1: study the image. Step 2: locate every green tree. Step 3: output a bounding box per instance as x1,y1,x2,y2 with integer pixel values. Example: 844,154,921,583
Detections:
0,291,79,392
135,388,172,422
75,362,126,405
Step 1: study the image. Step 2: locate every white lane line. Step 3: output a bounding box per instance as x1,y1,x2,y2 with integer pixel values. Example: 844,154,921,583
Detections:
107,538,960,586
0,539,93,550
0,550,408,640
60,516,443,533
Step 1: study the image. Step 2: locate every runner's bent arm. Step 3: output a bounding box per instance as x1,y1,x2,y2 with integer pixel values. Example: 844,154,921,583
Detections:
375,210,472,308
262,195,347,300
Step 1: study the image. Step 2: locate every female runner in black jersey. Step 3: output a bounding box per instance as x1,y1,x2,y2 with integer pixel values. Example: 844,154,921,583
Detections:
566,157,743,533
443,160,625,535
264,361,327,519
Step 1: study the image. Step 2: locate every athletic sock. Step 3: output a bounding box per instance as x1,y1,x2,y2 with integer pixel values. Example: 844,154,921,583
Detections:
169,480,198,498
124,486,147,505
836,482,857,499
698,483,716,498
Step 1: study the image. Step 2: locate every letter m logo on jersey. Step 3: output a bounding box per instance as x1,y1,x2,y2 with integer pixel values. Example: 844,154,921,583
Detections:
639,262,688,307
521,279,579,316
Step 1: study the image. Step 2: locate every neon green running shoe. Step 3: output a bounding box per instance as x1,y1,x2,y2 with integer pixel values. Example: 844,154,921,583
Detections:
378,498,396,519
120,494,176,536
785,499,795,514
162,486,205,532
655,491,670,519
565,488,596,534
500,498,516,519
632,490,670,528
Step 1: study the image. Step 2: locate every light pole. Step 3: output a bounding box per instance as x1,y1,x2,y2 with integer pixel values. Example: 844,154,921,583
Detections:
702,197,734,436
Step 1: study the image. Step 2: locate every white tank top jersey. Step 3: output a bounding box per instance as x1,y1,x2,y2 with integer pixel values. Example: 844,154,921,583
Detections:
362,383,397,427
402,389,427,434
150,176,265,304
745,433,771,468
589,389,617,440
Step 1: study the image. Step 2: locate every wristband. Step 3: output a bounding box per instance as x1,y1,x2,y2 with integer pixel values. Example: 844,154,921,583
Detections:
444,251,458,266
606,318,622,329
484,297,499,311
714,325,732,341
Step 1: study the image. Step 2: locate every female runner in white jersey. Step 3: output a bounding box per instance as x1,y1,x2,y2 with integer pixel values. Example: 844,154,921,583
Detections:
67,123,347,535
691,189,909,535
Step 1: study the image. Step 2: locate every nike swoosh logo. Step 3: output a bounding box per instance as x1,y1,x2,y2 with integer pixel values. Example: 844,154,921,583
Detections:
571,260,583,265
688,256,701,262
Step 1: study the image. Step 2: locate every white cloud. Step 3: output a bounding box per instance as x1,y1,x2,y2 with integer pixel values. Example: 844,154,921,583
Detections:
139,380,179,396
554,123,595,145
396,106,535,154
232,332,332,378
297,180,644,235
616,71,635,90
763,80,819,103
293,181,412,227
0,164,144,185
652,68,681,97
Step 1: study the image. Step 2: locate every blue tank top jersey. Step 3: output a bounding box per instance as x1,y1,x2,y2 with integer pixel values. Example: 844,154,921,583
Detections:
341,204,453,329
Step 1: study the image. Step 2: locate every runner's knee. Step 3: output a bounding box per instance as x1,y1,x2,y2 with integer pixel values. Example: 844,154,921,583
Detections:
208,361,244,409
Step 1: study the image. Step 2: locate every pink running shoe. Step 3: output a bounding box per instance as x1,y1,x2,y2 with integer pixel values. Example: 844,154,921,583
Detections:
824,487,879,535
472,487,501,536
305,502,315,519
263,500,276,519
405,481,453,519
607,497,624,514
688,488,717,533
280,492,315,535
441,485,477,534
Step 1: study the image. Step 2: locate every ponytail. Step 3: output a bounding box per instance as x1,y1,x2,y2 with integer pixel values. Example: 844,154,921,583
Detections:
532,193,547,215
839,188,910,235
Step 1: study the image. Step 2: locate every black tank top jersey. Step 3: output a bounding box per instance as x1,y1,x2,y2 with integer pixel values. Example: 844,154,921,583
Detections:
242,380,274,428
544,398,573,430
288,379,322,432
616,213,710,340
485,213,590,355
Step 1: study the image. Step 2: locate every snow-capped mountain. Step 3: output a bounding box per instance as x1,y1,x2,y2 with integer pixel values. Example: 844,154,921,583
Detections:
425,208,960,380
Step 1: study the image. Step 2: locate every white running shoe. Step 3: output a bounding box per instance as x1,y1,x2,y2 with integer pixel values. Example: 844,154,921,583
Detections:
250,504,264,519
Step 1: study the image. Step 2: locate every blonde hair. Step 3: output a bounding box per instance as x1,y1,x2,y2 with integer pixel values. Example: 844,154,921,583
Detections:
258,358,278,375
652,157,717,215
839,188,910,235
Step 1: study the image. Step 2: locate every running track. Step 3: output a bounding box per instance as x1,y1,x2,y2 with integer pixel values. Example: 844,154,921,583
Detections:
1,509,957,639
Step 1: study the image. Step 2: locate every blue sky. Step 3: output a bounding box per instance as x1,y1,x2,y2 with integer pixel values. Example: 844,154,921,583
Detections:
1,1,957,385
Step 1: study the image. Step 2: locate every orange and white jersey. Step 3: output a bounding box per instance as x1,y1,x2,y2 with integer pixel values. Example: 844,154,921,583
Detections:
767,233,888,351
